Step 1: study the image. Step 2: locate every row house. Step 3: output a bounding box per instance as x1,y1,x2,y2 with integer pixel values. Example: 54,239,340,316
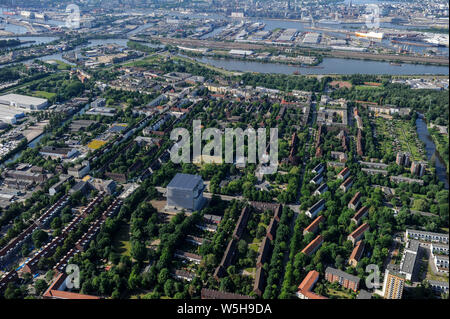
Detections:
352,206,369,225
348,223,370,245
340,177,353,192
348,192,362,210
301,235,324,256
303,215,324,236
296,270,328,299
349,240,365,267
305,199,326,219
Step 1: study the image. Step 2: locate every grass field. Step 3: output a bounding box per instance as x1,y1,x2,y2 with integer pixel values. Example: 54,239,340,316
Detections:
429,128,449,172
425,260,448,282
47,59,72,70
326,287,355,299
248,242,260,253
112,223,131,257
355,85,383,90
125,56,161,67
32,91,56,99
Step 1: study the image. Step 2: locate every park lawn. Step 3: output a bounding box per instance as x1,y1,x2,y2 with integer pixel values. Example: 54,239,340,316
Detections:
426,261,448,282
248,242,260,253
326,287,354,299
32,91,57,99
411,193,428,200
47,59,72,70
128,289,153,299
130,293,147,299
429,129,449,172
244,267,256,274
124,55,162,67
0,72,60,95
112,223,131,257
355,85,383,90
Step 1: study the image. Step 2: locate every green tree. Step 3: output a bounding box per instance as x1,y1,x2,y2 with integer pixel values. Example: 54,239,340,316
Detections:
32,229,48,248
35,279,48,295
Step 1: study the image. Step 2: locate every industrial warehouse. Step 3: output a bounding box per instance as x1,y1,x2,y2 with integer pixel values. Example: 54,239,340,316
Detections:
0,94,48,124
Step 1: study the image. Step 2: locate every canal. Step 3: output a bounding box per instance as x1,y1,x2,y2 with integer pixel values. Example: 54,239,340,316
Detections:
1,103,90,167
416,114,449,189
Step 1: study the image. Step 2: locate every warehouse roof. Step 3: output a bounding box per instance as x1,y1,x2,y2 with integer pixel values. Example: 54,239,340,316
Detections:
0,94,48,106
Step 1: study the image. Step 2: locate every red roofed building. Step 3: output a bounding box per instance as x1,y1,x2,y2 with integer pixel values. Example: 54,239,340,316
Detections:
303,215,325,236
43,272,100,299
348,223,370,245
339,176,353,192
357,129,363,156
348,192,362,210
337,167,350,180
349,240,365,267
301,235,324,256
315,147,323,158
352,206,369,225
296,270,328,299
266,218,278,241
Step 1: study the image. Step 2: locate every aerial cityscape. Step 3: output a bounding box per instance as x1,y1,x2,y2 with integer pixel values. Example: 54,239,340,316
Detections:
0,0,448,304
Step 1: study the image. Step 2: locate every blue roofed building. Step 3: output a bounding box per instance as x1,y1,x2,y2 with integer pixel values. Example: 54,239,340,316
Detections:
166,173,205,212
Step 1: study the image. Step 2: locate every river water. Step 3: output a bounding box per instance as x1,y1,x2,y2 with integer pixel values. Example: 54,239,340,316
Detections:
416,114,449,189
0,33,448,74
193,56,449,75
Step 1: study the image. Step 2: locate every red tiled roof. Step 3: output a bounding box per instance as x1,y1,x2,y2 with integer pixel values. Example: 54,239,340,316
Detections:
304,215,325,233
353,206,369,221
338,167,349,176
44,290,100,299
301,235,324,256
298,271,328,300
349,192,361,205
349,223,370,239
43,272,100,299
349,240,365,263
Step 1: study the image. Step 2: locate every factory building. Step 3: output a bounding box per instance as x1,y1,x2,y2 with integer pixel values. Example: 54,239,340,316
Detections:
0,94,48,111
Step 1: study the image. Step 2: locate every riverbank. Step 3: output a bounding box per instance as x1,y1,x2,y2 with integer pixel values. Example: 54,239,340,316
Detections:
154,37,449,66
415,114,449,189
428,127,449,174
190,55,448,75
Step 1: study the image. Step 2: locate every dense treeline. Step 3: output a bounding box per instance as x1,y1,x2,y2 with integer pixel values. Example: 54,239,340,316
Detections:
238,73,327,92
0,39,21,49
331,79,449,126
263,206,293,298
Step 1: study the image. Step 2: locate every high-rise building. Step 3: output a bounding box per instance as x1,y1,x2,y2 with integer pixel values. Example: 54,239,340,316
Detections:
395,152,403,165
382,265,405,299
396,152,411,167
166,173,205,211
410,161,426,177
